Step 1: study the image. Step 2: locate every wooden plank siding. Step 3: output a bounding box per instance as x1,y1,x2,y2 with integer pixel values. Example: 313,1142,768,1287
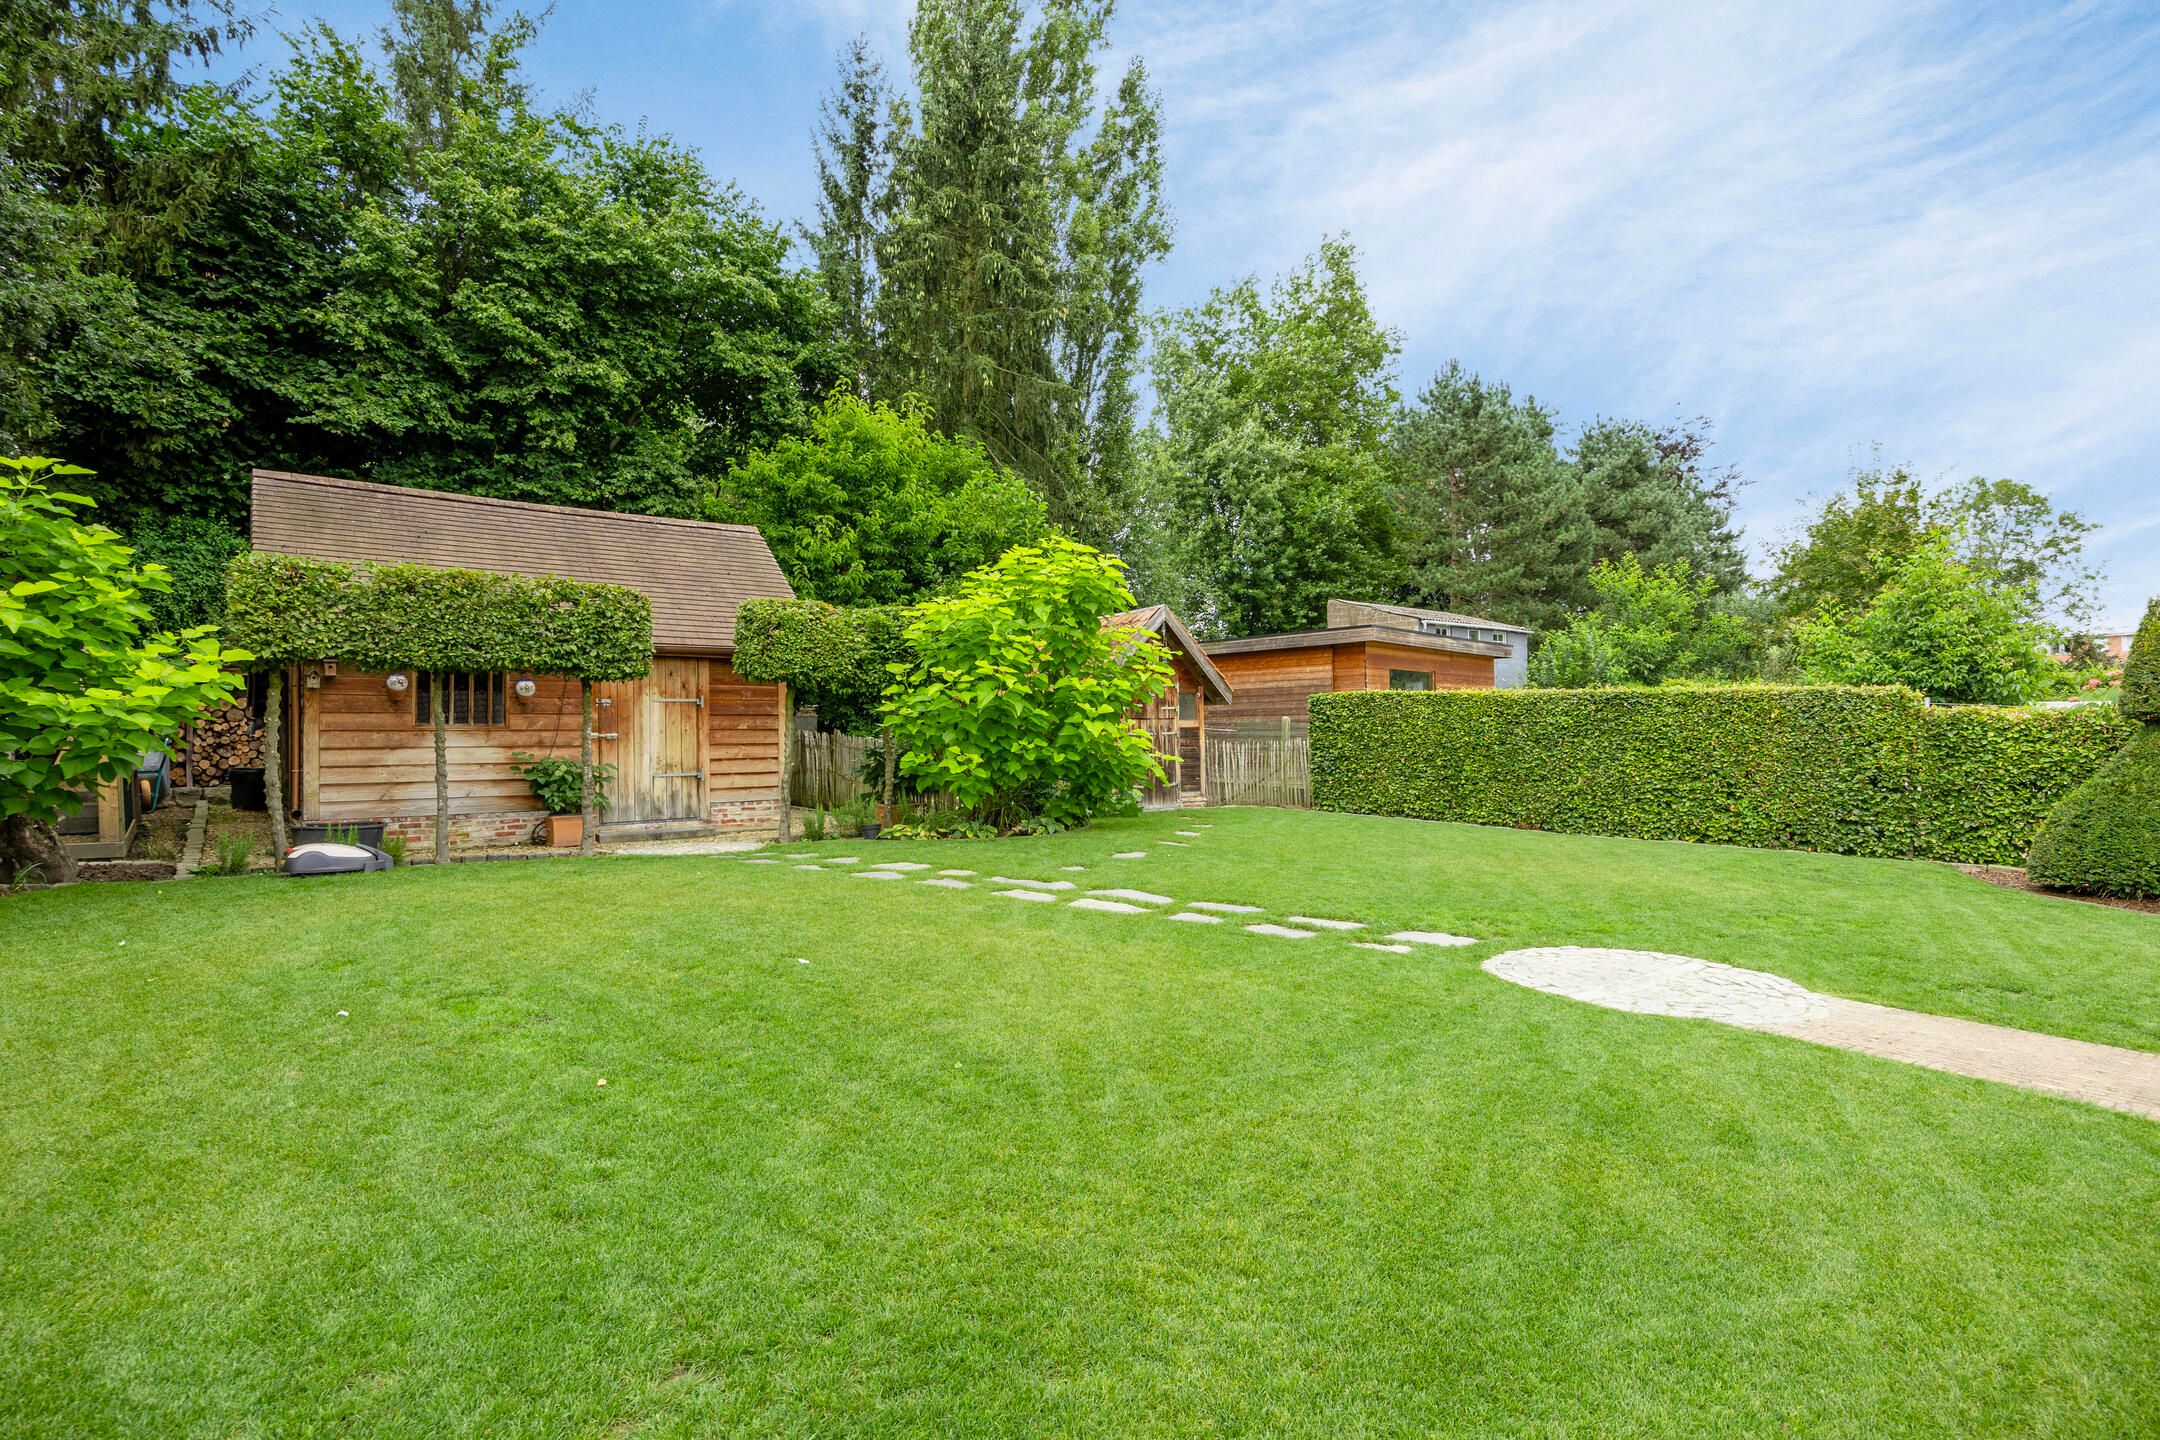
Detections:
294,659,785,835
1208,640,1496,737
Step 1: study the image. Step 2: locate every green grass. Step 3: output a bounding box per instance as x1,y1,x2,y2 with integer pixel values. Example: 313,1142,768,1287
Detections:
3,808,2156,1437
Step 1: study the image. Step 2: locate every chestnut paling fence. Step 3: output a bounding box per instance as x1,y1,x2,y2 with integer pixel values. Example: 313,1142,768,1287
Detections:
789,727,1313,812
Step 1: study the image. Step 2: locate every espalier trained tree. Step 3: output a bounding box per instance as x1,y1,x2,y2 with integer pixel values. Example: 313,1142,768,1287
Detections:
880,539,1172,829
1,458,248,882
223,550,651,863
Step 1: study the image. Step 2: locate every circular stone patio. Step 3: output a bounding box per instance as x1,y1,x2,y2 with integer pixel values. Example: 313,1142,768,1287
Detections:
1482,947,1832,1028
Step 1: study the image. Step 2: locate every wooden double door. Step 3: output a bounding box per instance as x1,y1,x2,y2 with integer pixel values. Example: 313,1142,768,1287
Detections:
596,658,707,823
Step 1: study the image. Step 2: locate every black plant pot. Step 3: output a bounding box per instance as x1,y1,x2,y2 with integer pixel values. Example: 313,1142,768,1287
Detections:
860,823,881,840
293,820,387,848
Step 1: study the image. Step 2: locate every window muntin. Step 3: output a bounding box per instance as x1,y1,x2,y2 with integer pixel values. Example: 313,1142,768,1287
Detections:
416,671,507,726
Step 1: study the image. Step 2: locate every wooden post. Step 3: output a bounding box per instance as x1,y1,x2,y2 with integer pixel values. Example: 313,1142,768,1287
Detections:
776,682,793,842
431,671,449,865
880,723,896,819
264,669,287,861
579,677,596,856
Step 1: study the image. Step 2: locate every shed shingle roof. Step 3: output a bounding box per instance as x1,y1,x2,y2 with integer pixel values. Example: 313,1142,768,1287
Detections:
248,469,793,654
1102,604,1235,704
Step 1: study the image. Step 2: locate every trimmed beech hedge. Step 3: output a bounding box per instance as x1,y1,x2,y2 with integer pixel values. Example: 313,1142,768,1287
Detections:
224,551,652,679
1309,685,2135,864
731,597,909,734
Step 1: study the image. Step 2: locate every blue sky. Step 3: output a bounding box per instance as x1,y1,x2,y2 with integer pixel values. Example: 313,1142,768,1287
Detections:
213,0,2160,629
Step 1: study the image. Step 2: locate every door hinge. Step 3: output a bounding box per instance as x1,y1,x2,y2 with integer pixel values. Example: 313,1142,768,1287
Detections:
655,697,704,706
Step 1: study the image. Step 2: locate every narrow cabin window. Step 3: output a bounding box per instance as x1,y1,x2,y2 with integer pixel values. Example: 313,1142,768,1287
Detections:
415,672,507,726
1177,690,1199,722
1389,669,1434,692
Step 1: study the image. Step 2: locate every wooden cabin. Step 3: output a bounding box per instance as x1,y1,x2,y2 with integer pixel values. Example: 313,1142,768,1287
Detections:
1104,605,1234,808
1204,598,1530,738
249,470,795,847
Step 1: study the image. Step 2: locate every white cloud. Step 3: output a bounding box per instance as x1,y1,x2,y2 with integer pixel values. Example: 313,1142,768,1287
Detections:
1119,0,2160,623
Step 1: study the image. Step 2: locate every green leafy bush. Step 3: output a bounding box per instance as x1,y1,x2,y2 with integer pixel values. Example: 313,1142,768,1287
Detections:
881,539,1173,829
223,552,652,679
731,599,910,735
3,458,248,880
1790,534,2052,704
709,392,1049,606
1310,685,2134,864
509,753,616,816
2121,598,2160,725
2026,730,2160,897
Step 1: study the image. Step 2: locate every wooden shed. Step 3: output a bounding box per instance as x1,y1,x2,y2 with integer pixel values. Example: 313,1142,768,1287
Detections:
1104,605,1233,808
249,470,795,847
1203,598,1527,738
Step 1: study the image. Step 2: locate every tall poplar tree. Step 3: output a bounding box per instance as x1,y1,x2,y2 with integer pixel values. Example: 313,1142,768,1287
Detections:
803,36,891,394
843,0,1169,544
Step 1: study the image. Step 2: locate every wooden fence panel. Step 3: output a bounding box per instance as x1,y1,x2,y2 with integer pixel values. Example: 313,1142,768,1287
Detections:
791,730,876,810
1204,736,1310,809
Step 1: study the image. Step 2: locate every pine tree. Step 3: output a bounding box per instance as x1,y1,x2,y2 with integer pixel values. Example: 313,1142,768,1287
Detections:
1387,362,1592,631
803,35,890,393
1571,416,1747,592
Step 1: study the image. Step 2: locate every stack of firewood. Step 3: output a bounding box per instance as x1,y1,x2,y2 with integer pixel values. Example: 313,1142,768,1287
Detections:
177,701,263,786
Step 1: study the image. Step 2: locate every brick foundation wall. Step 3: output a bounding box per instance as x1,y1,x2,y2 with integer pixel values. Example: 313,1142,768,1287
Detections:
379,810,545,850
710,797,783,838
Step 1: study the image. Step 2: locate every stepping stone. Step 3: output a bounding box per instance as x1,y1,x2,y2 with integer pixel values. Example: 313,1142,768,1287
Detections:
1287,916,1364,931
1176,830,1202,837
1161,841,1191,847
920,877,972,889
741,857,780,864
989,876,1075,890
851,869,907,880
1188,902,1261,914
1069,897,1145,913
994,889,1057,903
938,869,976,877
1168,911,1224,924
792,864,825,871
1112,851,1147,859
1091,889,1174,905
1388,930,1478,947
866,861,931,871
1244,924,1318,940
1060,865,1088,872
1354,942,1414,954
821,857,861,864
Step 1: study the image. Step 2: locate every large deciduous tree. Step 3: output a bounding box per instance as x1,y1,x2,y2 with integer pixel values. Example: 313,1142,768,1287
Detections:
1790,533,2052,704
1132,239,1401,637
1,458,246,882
709,392,1048,607
11,5,841,533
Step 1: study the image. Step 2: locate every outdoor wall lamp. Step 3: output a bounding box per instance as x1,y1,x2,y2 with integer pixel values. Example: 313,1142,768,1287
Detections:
513,677,538,699
384,672,411,693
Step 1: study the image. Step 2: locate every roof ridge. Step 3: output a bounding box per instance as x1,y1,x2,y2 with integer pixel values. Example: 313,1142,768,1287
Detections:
248,469,767,538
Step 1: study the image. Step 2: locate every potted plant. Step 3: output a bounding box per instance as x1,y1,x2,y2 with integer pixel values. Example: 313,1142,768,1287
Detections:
510,752,615,847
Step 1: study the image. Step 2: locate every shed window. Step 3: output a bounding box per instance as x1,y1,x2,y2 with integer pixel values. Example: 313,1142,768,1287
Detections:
1389,669,1434,691
416,671,507,726
1177,690,1199,722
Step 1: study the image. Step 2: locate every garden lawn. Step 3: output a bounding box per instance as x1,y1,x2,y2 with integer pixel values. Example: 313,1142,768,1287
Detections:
2,807,2156,1438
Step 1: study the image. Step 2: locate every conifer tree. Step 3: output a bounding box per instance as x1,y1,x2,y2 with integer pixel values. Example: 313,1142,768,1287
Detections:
803,35,891,393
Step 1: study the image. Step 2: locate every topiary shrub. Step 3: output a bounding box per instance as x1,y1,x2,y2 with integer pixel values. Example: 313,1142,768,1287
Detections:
2121,597,2160,725
2026,729,2160,898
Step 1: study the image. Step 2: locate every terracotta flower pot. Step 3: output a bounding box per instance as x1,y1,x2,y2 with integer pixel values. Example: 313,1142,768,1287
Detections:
545,813,583,849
